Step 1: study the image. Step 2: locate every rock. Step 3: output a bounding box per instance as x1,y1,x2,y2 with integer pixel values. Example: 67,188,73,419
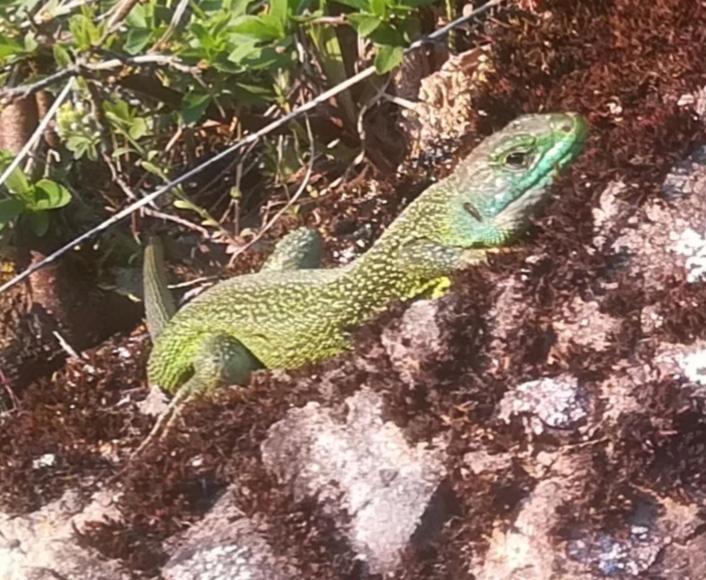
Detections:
0,489,130,580
381,299,445,385
609,148,706,289
261,388,447,575
472,452,594,580
163,489,299,580
497,375,589,437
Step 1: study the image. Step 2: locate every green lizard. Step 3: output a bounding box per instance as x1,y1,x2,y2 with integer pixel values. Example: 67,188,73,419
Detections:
145,113,587,399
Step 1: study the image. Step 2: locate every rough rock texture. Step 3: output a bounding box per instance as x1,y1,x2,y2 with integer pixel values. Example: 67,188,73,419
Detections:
3,1,706,579
0,489,129,580
163,490,299,580
497,375,590,437
261,388,446,575
398,47,494,157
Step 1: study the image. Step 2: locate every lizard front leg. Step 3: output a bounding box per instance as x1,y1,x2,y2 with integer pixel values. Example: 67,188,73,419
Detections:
395,238,490,297
131,333,261,460
261,227,323,271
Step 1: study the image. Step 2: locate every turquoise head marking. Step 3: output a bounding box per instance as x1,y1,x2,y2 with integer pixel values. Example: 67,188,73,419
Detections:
446,112,587,246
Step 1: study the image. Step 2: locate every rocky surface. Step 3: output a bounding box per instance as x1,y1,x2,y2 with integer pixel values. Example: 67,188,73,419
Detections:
2,1,706,579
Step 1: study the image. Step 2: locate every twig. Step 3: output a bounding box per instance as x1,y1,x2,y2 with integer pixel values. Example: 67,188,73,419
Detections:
143,208,210,237
52,330,83,360
0,0,505,295
228,115,316,266
354,76,392,165
151,0,191,51
308,16,347,26
0,68,76,102
0,55,197,102
0,79,74,189
28,0,93,27
87,54,197,74
99,0,141,43
379,93,418,110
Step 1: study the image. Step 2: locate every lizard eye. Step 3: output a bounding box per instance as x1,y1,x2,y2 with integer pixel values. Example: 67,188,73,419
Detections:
503,150,532,169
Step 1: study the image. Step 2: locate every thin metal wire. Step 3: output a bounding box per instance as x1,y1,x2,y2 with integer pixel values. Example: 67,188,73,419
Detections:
0,78,74,188
0,0,504,294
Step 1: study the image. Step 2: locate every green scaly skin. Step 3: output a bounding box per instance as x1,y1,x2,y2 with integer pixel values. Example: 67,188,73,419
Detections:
146,113,587,395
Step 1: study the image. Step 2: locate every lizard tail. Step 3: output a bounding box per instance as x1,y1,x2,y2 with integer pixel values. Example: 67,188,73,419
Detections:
143,235,177,341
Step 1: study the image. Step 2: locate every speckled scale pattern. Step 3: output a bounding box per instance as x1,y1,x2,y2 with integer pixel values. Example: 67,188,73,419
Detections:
147,113,587,393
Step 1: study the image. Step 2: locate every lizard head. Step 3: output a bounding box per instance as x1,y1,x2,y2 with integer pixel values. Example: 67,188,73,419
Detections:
447,112,587,247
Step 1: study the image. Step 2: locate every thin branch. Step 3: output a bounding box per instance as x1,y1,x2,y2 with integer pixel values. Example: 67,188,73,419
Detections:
0,79,74,189
87,54,197,74
151,0,191,51
0,67,76,102
143,208,210,237
227,115,316,266
0,55,197,102
99,0,141,44
0,0,506,295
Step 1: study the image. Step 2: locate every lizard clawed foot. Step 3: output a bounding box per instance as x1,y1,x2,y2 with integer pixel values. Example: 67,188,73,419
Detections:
128,385,193,461
107,386,193,485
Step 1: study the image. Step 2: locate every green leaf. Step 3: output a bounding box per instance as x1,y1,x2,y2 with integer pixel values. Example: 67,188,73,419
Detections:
374,44,404,73
0,34,23,60
231,15,284,41
128,117,148,140
230,82,273,105
27,211,49,237
66,135,99,160
3,165,30,195
180,92,211,125
397,0,436,7
23,32,38,52
52,44,73,67
124,28,151,54
0,198,24,226
270,0,289,28
369,0,387,17
68,13,103,50
103,99,131,123
140,161,168,179
125,3,147,28
368,22,404,46
227,38,260,64
239,45,289,70
229,0,252,17
332,0,368,10
347,13,382,37
28,179,72,210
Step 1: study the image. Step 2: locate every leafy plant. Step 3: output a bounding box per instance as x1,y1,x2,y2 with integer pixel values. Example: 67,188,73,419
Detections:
0,0,443,244
0,154,72,236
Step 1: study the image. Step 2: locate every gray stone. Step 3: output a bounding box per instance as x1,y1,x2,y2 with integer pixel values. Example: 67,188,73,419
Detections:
0,488,130,580
261,388,446,575
163,489,298,580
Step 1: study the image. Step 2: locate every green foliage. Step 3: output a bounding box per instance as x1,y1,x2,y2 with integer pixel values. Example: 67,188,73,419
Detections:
0,0,441,241
56,102,102,160
0,153,72,236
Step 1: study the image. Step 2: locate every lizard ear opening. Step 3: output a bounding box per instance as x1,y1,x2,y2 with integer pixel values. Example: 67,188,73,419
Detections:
463,201,483,222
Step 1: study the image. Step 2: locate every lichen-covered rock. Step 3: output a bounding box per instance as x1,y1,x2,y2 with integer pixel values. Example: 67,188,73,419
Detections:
163,490,299,580
497,375,589,437
261,388,446,575
0,489,129,580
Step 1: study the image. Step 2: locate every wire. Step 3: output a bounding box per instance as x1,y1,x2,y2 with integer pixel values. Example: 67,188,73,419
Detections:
0,0,504,294
0,79,74,188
